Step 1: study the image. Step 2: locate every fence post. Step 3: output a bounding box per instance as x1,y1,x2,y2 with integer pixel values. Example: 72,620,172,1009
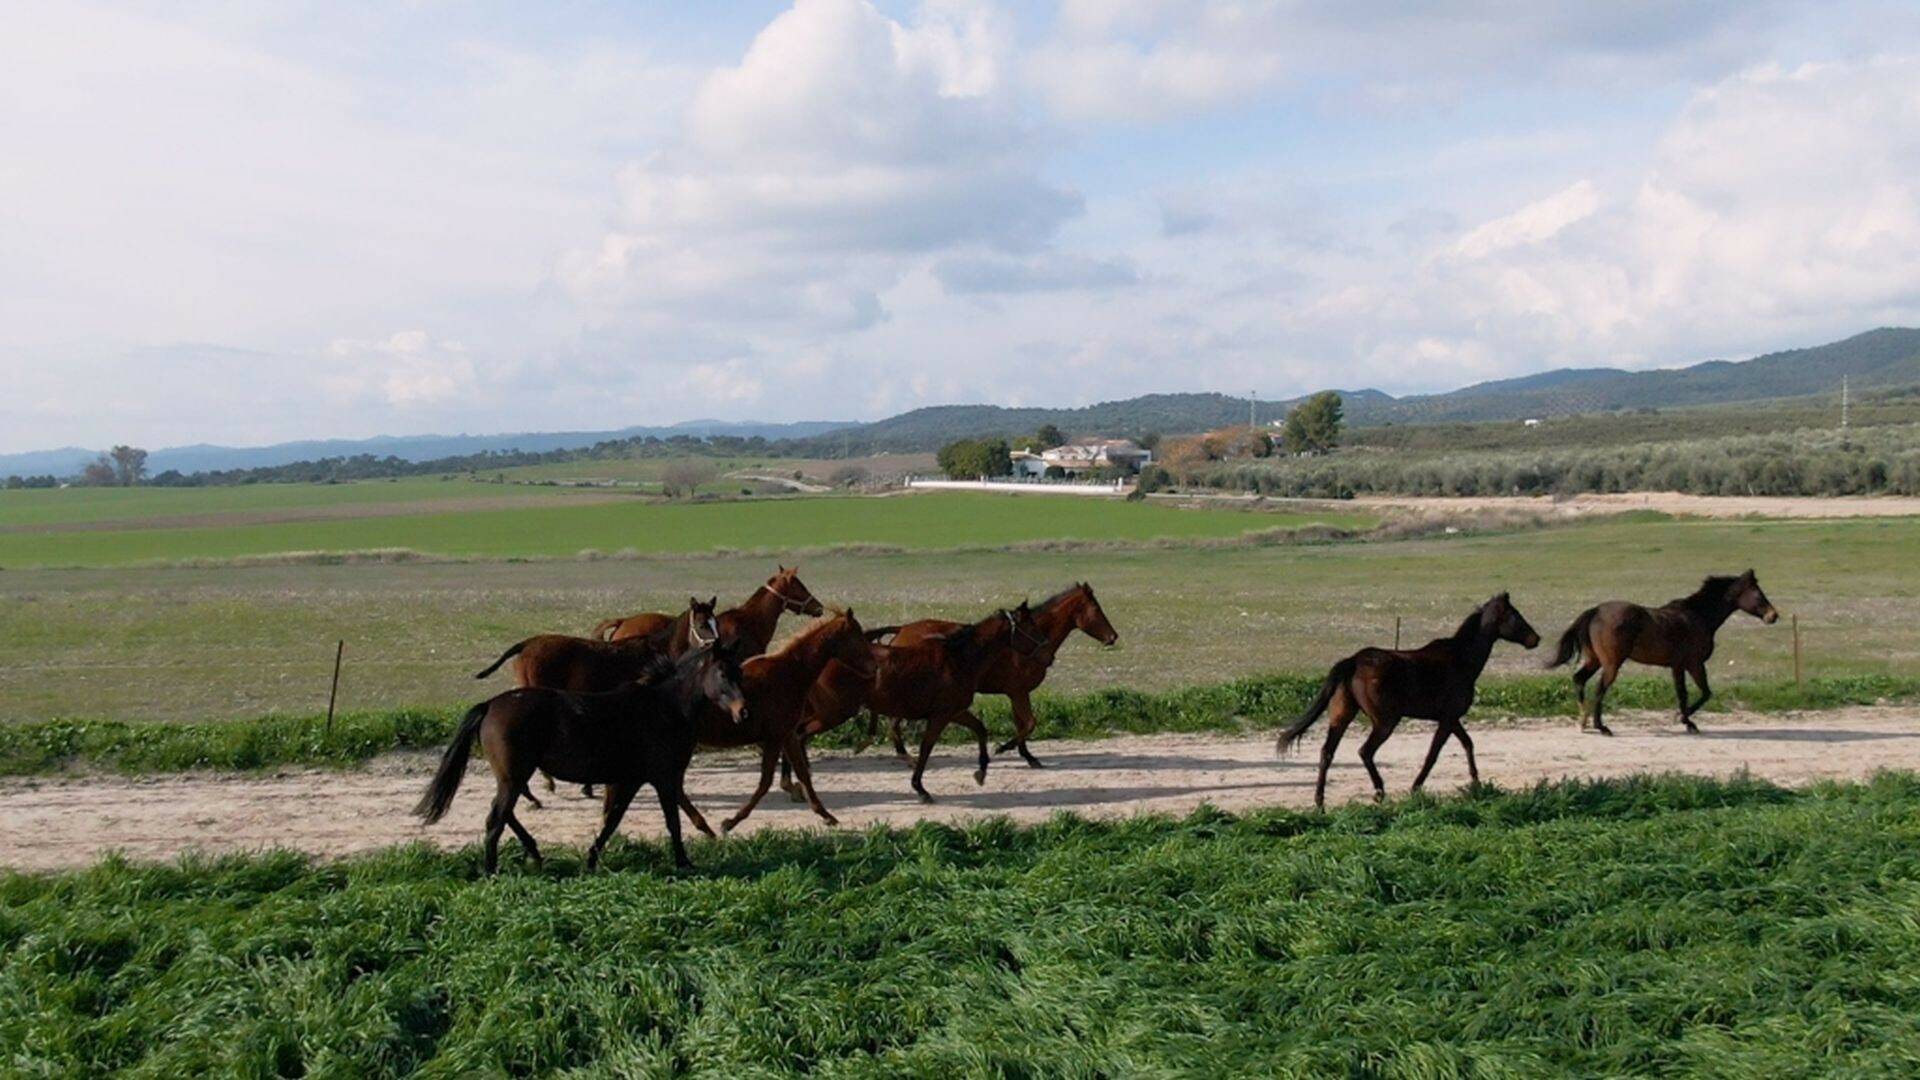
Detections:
1394,616,1401,650
325,640,344,737
1792,616,1802,692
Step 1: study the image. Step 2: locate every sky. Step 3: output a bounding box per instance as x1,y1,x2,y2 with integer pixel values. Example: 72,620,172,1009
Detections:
6,0,1920,452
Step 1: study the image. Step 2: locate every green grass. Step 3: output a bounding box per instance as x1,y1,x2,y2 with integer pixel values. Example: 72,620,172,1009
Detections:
3,673,1914,777
2,514,1913,725
0,477,591,529
5,772,1920,1075
0,492,1367,568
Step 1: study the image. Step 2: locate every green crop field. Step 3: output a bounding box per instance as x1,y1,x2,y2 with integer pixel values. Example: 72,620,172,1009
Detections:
0,477,598,530
0,491,1365,569
4,774,1918,1075
1,513,1913,726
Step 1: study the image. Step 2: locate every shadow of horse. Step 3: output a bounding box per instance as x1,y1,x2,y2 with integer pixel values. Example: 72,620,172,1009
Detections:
1675,727,1920,744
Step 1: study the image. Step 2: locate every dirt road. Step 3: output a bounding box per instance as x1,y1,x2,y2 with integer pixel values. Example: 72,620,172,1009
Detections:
4,707,1917,871
1354,491,1920,520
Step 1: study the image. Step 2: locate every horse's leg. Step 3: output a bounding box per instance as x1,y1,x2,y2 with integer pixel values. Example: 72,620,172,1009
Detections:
1590,664,1619,737
1409,723,1454,793
781,743,805,802
1682,661,1711,733
581,785,596,799
501,785,543,866
1452,720,1481,786
483,777,515,875
1572,660,1600,726
783,732,839,827
656,779,693,869
948,709,992,786
676,789,717,838
585,782,639,870
722,742,782,833
891,716,912,761
1313,690,1358,810
1671,666,1692,731
995,691,1045,768
520,780,544,811
1356,716,1399,803
910,714,954,804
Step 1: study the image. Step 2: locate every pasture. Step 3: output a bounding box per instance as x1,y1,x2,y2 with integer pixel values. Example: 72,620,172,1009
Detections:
4,774,1919,1075
0,489,1365,569
0,512,1913,726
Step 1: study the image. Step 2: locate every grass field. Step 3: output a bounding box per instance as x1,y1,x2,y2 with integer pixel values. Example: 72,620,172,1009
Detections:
0,477,599,529
4,773,1918,1075
0,491,1365,569
0,513,1913,726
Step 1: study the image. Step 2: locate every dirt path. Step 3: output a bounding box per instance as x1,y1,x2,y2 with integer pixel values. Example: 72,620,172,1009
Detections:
4,707,1918,871
1353,492,1920,520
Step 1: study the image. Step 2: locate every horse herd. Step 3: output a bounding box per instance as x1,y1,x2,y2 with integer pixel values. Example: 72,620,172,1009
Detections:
417,565,1780,873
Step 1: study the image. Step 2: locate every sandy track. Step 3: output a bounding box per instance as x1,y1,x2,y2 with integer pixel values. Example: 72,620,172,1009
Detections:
4,708,1918,871
1353,492,1920,520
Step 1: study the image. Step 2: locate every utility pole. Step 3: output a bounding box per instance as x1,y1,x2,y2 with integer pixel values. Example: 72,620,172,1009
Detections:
1249,390,1257,430
1841,375,1850,431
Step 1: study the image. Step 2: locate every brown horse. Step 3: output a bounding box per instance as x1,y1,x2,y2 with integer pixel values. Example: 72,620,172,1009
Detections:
867,582,1119,768
1279,592,1540,808
415,642,748,874
684,609,879,833
596,566,824,653
789,603,1045,803
474,597,720,689
1548,570,1779,736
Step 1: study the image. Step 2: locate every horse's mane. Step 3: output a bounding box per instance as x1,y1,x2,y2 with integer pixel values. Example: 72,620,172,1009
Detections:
1035,583,1086,611
629,650,681,686
1668,575,1741,613
765,612,847,660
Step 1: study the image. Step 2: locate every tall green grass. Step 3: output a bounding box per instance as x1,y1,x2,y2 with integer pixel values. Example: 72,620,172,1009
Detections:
4,673,1914,777
4,773,1919,1075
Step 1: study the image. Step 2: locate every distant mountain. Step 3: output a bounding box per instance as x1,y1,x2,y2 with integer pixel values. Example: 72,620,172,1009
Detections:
0,420,854,478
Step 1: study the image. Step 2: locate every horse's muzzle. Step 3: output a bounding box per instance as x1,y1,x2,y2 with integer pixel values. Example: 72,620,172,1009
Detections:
1763,609,1780,624
1523,632,1542,649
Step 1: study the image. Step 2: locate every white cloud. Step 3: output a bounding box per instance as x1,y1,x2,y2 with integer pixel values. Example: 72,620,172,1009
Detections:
325,332,479,408
1449,181,1601,259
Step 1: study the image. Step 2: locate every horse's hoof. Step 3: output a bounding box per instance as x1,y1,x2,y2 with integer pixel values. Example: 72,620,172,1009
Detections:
783,787,806,804
916,791,935,805
819,814,840,828
721,818,741,834
1597,726,1614,737
974,769,988,786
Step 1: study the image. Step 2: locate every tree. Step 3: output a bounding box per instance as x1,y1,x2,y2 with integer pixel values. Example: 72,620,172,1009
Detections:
1033,423,1066,449
80,455,118,486
659,460,716,498
1282,391,1344,455
109,445,148,486
936,438,1012,479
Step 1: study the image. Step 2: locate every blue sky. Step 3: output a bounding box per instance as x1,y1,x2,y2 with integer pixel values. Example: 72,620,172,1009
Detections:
5,0,1920,451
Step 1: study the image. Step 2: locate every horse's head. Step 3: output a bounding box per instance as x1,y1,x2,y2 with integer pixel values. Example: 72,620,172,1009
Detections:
1074,582,1120,647
770,564,826,617
689,638,750,724
1486,591,1541,649
1004,600,1047,656
1734,569,1779,624
687,596,720,647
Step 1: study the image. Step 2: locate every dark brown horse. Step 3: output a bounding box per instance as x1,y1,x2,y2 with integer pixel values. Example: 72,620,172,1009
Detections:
866,582,1119,768
415,642,748,873
1548,570,1779,736
790,603,1045,803
1279,593,1540,808
596,566,824,653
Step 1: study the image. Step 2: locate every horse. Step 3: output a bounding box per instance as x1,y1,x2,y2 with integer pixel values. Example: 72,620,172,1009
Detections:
414,641,748,874
1278,592,1540,809
681,608,879,833
865,582,1118,768
788,603,1046,804
1547,570,1779,736
596,566,824,654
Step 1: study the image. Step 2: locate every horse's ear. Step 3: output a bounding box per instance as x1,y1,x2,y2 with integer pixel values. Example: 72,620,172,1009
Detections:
1498,590,1510,602
1744,568,1756,580
708,595,718,609
844,606,854,620
689,595,700,609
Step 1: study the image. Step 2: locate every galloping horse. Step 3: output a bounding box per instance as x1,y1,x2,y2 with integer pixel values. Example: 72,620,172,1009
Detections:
868,582,1119,767
474,597,719,688
1279,593,1540,808
789,603,1045,803
415,642,748,873
595,566,824,654
1548,570,1779,736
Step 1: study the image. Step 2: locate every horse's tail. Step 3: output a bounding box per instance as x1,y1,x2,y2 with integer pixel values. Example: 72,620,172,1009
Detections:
1278,656,1356,756
473,640,527,679
414,701,488,824
590,617,624,641
1547,608,1598,669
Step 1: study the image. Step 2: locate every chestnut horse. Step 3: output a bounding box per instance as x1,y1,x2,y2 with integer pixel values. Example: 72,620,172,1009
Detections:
1279,592,1540,808
868,582,1119,768
595,566,824,654
415,642,748,873
789,603,1045,803
474,597,719,688
1548,570,1779,736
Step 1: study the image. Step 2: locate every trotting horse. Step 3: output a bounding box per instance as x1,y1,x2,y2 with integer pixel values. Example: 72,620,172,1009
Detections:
594,566,824,653
1548,570,1779,736
788,603,1045,803
865,582,1119,768
1278,592,1540,808
415,641,749,874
